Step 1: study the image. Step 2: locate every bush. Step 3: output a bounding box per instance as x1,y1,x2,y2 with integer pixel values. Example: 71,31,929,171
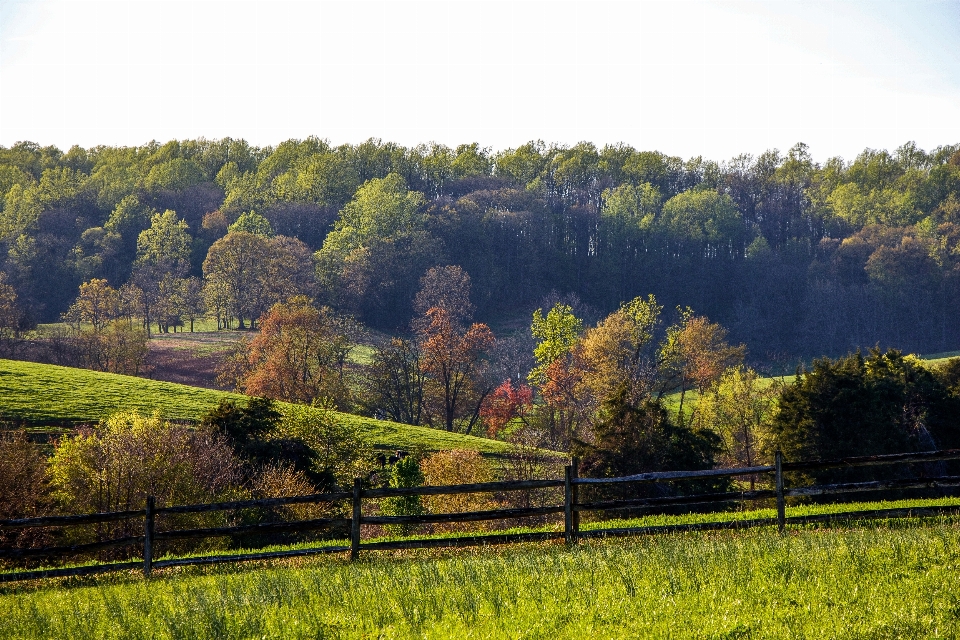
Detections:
380,456,426,535
420,449,496,532
773,349,960,484
48,411,243,549
277,401,373,490
572,385,725,504
0,430,50,549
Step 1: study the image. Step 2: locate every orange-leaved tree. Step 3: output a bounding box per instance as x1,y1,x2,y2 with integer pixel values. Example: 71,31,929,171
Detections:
419,306,495,433
226,296,358,406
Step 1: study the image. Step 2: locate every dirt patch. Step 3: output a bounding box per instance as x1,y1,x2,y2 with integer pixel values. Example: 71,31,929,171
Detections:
145,330,245,389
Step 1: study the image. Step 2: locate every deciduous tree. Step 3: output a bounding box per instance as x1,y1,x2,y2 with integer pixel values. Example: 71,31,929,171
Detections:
419,307,495,433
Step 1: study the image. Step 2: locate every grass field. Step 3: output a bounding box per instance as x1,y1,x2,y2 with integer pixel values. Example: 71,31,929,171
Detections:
3,514,960,638
0,359,519,455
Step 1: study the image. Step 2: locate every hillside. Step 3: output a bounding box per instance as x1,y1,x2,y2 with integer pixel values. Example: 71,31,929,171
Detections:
0,359,522,456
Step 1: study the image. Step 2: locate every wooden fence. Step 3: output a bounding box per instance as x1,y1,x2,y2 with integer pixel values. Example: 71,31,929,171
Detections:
4,448,960,583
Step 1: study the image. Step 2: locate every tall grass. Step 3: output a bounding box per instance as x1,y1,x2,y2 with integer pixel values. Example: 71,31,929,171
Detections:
3,520,960,638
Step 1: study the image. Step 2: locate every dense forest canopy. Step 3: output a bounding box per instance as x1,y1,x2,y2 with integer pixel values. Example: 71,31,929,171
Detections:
2,137,960,362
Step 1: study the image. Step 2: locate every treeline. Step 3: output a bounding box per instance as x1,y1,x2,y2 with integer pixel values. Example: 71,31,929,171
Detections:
1,138,960,359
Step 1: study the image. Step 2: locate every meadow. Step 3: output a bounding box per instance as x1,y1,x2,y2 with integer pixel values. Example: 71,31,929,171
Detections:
3,516,960,639
0,358,518,455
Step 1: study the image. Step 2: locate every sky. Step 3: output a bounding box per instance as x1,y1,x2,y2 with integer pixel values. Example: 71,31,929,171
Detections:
0,0,958,162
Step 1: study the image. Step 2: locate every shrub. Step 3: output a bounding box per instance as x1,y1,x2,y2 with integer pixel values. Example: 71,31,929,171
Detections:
572,385,725,504
48,411,243,548
0,430,50,549
380,456,426,535
773,349,960,484
278,401,374,490
420,449,496,532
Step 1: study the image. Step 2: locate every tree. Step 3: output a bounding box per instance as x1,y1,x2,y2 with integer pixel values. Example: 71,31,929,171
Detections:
228,210,274,237
314,173,435,325
362,338,426,425
572,385,724,501
695,366,780,488
413,264,474,327
48,411,241,541
0,431,49,548
658,310,746,425
203,232,315,330
130,210,192,336
224,297,356,406
772,350,960,483
419,449,495,531
419,306,495,433
480,379,533,438
379,456,426,535
527,303,584,447
62,278,121,331
528,303,583,388
202,231,271,329
277,401,372,490
0,271,22,355
173,276,205,332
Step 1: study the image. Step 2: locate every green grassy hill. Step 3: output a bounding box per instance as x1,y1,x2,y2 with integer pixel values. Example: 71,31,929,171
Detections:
0,359,522,456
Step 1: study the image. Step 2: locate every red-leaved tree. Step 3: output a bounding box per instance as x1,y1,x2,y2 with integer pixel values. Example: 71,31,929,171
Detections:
480,380,533,437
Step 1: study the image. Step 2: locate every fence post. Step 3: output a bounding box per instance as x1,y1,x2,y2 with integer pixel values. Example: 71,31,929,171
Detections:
571,456,580,543
564,465,574,544
775,450,785,533
143,495,155,577
350,478,362,561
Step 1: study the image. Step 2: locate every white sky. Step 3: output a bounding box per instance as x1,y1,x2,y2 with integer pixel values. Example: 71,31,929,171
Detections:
0,0,958,162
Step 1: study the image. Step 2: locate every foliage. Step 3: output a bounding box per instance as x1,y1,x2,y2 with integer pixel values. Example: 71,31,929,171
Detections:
223,297,357,406
0,271,21,355
47,411,242,537
228,211,274,237
361,338,426,425
379,456,426,535
198,397,282,460
572,385,724,500
3,136,960,365
479,379,533,437
413,264,474,327
202,231,314,329
528,303,582,388
276,401,374,490
695,366,781,487
419,449,496,532
419,307,496,433
772,350,960,482
0,430,49,547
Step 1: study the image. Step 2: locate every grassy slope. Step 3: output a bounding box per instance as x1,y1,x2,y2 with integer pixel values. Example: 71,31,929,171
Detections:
0,359,517,455
3,517,960,638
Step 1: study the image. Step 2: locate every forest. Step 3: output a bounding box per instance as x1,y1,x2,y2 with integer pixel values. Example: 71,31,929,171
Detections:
0,137,958,363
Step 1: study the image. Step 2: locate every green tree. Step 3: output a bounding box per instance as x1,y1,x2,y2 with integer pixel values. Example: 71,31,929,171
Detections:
695,366,780,488
772,350,960,483
228,211,274,237
528,303,583,388
131,210,192,335
380,456,426,535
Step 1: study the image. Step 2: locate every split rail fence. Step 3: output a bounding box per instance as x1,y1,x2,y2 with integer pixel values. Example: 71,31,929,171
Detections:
4,448,960,583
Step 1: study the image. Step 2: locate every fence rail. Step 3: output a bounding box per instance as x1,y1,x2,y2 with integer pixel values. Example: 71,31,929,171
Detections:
4,448,960,583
